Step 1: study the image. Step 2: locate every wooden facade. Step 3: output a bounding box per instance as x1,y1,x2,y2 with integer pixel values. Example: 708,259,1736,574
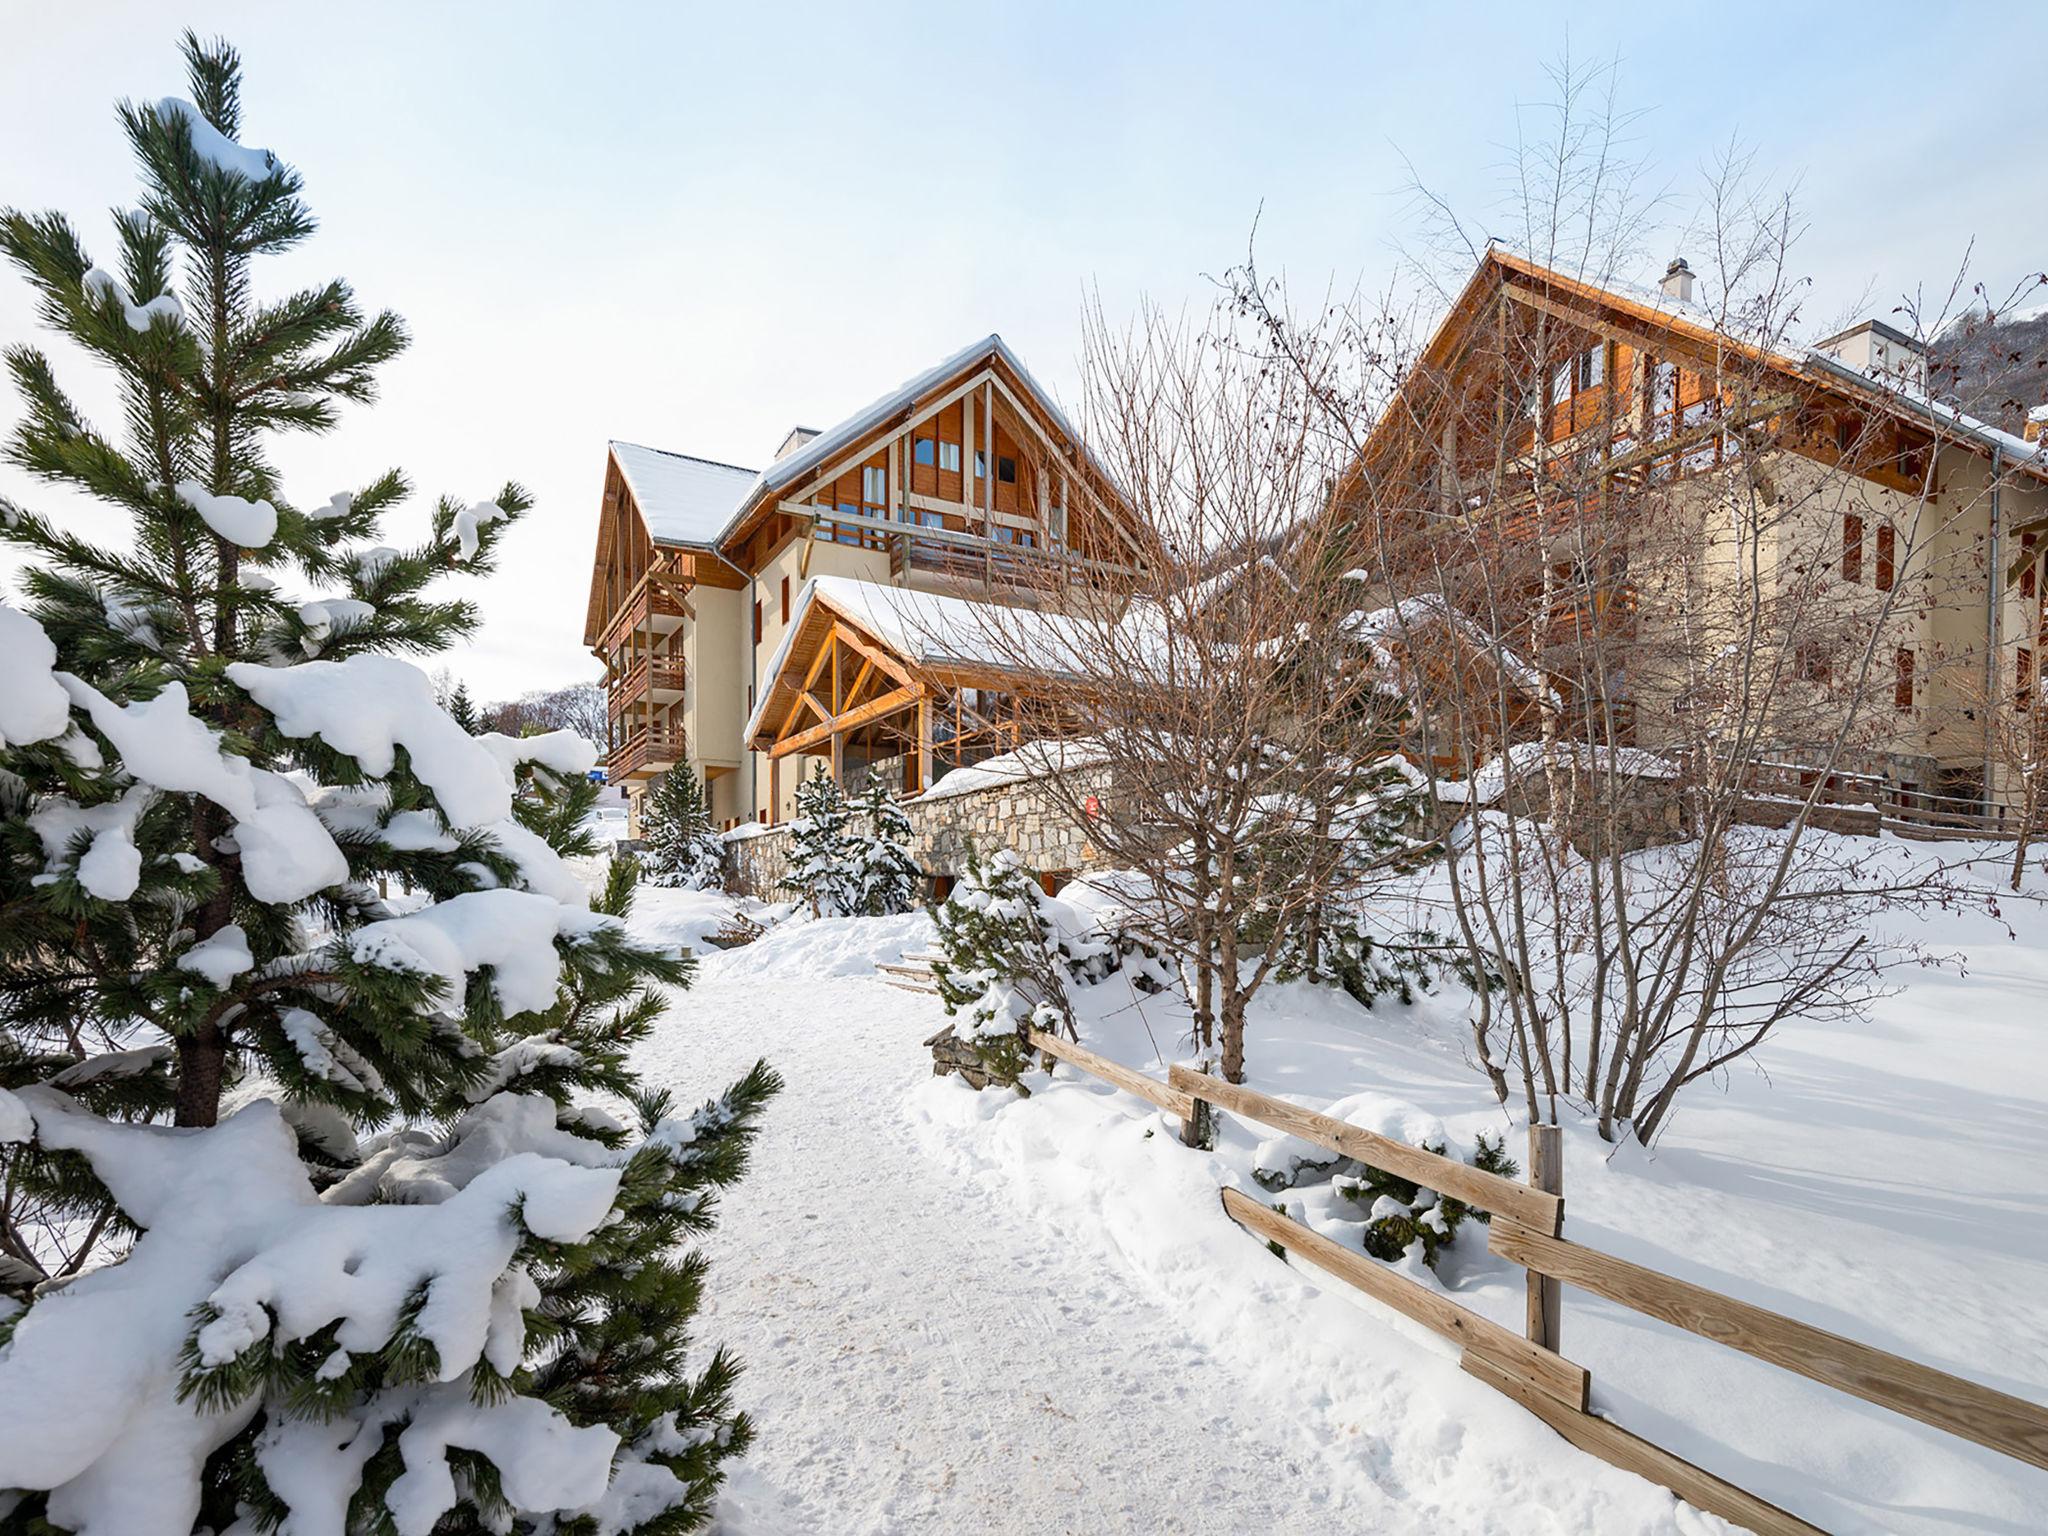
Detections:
583,336,1136,824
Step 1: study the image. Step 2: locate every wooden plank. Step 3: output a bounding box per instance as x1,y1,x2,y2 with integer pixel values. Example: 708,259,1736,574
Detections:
1526,1125,1563,1352
1168,1066,1563,1233
1023,1027,1192,1120
1460,1348,1825,1536
1221,1189,1589,1412
768,684,920,759
1491,1219,2048,1472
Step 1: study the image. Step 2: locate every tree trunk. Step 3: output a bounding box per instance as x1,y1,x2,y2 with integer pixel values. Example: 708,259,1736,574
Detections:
1218,927,1246,1084
174,1026,228,1128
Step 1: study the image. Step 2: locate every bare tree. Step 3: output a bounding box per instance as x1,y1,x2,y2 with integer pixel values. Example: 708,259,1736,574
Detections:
938,299,1435,1084
485,680,606,743
1224,72,2001,1144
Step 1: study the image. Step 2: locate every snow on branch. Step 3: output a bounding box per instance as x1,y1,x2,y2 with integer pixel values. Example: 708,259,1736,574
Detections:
56,673,347,902
0,1091,623,1536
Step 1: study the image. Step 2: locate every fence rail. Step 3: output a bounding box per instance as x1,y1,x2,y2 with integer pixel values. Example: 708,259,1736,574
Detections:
1020,1038,2048,1536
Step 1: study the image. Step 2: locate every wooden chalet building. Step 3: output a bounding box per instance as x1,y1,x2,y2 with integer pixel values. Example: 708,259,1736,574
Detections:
584,335,1134,828
1341,245,2048,812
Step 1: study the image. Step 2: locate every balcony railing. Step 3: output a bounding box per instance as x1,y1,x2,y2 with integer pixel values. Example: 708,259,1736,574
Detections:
609,724,686,779
610,653,686,708
597,572,690,648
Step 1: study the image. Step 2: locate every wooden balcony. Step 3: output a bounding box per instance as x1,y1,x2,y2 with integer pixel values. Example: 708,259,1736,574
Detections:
609,723,687,780
610,653,686,709
596,571,692,649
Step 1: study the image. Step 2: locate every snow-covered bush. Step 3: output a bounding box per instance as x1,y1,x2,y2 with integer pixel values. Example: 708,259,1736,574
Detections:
641,767,726,891
783,766,859,917
0,36,778,1533
1265,913,1443,1010
929,847,1072,1090
848,777,920,916
1251,1095,1516,1268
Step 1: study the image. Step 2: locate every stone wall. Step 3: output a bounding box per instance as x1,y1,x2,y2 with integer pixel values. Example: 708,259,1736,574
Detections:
723,764,1114,900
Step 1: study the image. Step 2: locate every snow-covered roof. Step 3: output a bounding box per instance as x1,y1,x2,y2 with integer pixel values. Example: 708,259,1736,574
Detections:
606,334,1100,556
742,576,1093,744
1475,244,2048,481
609,441,758,548
744,335,1081,507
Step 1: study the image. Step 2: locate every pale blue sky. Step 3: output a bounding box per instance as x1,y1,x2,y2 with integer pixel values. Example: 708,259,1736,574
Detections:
4,1,2042,696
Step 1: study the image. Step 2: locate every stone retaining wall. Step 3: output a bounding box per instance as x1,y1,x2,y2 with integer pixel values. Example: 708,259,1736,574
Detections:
724,765,1114,900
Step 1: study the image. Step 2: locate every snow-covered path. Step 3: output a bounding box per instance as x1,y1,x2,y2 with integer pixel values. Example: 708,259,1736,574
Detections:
640,920,1358,1534
632,910,1701,1535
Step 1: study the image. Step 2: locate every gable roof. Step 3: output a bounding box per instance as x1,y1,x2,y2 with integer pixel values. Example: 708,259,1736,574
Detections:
742,575,1092,748
1354,245,2048,493
745,334,1080,508
605,333,1111,565
608,441,759,548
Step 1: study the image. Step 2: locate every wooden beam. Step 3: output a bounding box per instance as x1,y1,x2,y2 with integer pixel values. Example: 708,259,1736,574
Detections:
779,367,999,508
1169,1066,1563,1232
1460,1350,1824,1536
766,683,920,758
1024,1027,1193,1119
1489,1219,2048,1471
1221,1189,1589,1412
823,619,917,690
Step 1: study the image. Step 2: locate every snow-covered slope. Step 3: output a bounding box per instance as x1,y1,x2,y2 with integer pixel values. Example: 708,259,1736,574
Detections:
632,913,1704,1532
629,841,2048,1534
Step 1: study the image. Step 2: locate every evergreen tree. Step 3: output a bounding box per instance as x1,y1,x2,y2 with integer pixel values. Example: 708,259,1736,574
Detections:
929,846,1069,1089
641,768,725,890
447,678,481,733
782,765,857,917
0,35,775,1533
848,776,919,915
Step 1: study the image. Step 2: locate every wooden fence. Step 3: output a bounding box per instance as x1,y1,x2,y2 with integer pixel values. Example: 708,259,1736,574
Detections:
1020,1026,2048,1536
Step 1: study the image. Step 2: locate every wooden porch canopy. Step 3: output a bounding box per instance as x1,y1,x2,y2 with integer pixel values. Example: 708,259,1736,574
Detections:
746,581,1062,800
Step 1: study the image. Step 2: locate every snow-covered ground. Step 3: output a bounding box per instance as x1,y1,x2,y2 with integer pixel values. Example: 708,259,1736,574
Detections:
628,854,2048,1535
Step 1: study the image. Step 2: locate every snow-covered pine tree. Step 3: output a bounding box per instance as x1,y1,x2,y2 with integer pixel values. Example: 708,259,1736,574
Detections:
929,846,1070,1088
641,767,725,890
0,34,776,1535
782,764,857,917
848,776,919,915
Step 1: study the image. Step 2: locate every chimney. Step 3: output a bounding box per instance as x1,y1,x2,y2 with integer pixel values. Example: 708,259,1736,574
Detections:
1661,258,1695,304
773,425,820,463
2027,405,2048,446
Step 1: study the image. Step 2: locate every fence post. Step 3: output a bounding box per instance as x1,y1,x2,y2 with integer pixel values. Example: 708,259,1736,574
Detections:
1526,1123,1564,1351
1181,1057,1214,1149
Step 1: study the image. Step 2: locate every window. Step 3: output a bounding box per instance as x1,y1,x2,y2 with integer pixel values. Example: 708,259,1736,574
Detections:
912,437,936,467
862,465,888,509
974,450,986,479
996,455,1017,485
1894,646,1914,710
1876,524,1895,592
1842,513,1863,583
1575,343,1605,392
938,440,961,473
779,576,789,624
1796,640,1830,685
752,599,761,644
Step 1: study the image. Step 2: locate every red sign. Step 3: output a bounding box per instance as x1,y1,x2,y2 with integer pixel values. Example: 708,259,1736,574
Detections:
1083,794,1101,820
